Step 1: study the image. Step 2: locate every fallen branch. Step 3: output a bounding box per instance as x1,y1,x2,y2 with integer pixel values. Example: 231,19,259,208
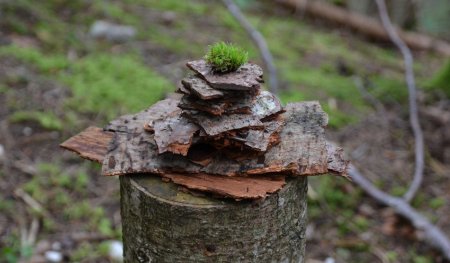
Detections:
270,0,449,258
14,188,53,219
374,0,424,203
276,0,450,56
349,165,450,260
222,0,280,94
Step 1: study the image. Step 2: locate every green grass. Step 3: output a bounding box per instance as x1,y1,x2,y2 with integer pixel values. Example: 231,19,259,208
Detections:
61,54,174,119
9,111,63,131
0,45,174,120
0,45,69,73
427,59,450,97
205,42,248,73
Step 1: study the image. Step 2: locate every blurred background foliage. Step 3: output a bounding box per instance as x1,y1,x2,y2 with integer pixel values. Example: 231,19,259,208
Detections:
0,0,449,262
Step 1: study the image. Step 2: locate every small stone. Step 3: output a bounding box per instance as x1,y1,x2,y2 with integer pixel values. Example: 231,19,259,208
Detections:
23,126,33,136
161,11,177,25
0,144,4,160
305,224,315,240
51,242,62,251
109,240,123,261
89,20,136,42
45,251,62,262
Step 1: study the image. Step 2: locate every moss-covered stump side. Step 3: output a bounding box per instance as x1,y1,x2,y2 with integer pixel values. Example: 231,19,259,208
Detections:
120,175,307,263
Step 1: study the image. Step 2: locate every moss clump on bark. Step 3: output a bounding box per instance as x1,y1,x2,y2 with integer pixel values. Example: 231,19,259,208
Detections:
205,42,248,73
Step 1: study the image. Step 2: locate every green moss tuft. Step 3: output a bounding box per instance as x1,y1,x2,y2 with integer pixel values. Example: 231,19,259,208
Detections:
427,60,450,98
204,42,248,73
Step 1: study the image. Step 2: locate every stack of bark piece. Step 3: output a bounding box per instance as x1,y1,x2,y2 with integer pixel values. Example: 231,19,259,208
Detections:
149,59,285,160
61,59,349,200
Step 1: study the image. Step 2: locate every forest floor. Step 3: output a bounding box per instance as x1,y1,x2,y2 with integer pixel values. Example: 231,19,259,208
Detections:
0,0,449,262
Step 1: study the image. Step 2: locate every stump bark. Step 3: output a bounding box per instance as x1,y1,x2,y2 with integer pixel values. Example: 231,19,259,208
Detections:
120,174,308,263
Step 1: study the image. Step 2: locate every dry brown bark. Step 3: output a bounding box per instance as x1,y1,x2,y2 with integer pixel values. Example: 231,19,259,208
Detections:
240,117,284,152
60,102,347,199
105,98,180,134
181,90,283,136
178,96,229,116
164,173,286,199
183,110,264,136
102,99,338,177
61,58,348,200
62,98,347,178
152,110,200,156
181,76,224,100
186,60,264,90
60,126,113,162
60,126,288,199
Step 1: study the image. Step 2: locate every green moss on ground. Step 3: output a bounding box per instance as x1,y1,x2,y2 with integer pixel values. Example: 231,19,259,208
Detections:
427,59,450,97
9,111,63,131
61,54,173,119
0,45,174,120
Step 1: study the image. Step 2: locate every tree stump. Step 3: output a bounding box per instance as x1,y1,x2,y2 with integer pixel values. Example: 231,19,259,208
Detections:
120,174,307,263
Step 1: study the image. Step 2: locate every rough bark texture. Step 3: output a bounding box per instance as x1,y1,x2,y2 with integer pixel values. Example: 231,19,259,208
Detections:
59,126,289,199
186,60,264,91
120,174,307,263
102,99,341,177
60,126,113,162
183,110,264,136
153,110,199,156
102,100,333,177
182,76,224,100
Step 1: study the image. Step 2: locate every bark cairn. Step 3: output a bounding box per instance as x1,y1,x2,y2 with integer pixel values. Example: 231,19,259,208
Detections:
60,58,349,263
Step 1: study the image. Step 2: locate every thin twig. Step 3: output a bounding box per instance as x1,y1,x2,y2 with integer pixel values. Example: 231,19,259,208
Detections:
349,165,450,260
374,0,425,203
27,217,40,246
222,0,280,94
14,188,52,219
353,76,386,115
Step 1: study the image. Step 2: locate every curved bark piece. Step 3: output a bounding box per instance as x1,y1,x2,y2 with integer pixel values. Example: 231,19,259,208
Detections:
60,126,347,199
62,100,347,180
243,101,329,176
163,173,286,199
181,76,224,100
60,126,113,162
153,110,200,156
101,101,339,177
184,111,264,136
105,98,180,134
178,96,228,116
187,59,264,91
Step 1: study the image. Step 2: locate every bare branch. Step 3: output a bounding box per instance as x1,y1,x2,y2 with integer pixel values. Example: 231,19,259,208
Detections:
222,0,280,94
374,0,425,203
276,0,450,56
349,165,450,260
